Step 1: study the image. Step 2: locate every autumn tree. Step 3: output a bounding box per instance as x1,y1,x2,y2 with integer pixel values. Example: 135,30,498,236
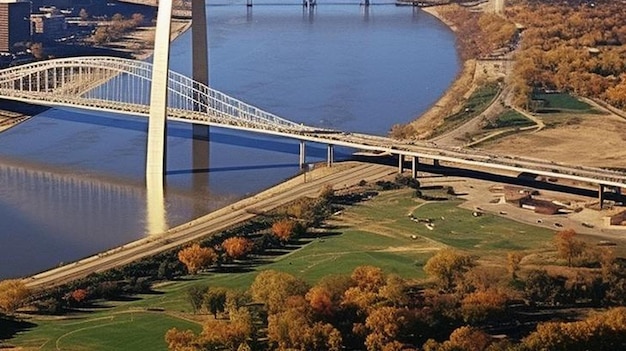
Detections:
306,274,352,318
201,308,253,351
342,266,387,312
250,270,309,314
425,326,492,351
221,237,254,260
523,269,568,306
0,279,30,315
178,243,218,275
507,251,523,280
165,328,200,351
554,229,585,267
522,307,626,351
271,218,297,242
461,288,509,323
364,306,410,351
424,249,476,292
268,296,342,351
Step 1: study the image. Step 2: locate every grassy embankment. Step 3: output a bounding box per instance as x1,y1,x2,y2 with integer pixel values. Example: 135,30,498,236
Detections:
7,188,566,351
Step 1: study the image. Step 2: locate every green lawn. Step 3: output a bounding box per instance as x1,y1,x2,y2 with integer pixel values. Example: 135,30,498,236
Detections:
534,93,594,112
410,201,555,253
9,312,201,351
8,189,562,350
485,109,535,129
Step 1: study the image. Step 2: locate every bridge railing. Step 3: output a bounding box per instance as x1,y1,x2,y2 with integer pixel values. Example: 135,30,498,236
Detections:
0,56,319,133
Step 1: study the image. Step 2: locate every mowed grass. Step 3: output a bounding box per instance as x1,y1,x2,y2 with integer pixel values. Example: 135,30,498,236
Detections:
410,200,555,252
10,312,201,351
9,189,558,350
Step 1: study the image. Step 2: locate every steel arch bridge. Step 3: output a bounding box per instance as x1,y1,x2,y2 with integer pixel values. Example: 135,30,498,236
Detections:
0,56,318,135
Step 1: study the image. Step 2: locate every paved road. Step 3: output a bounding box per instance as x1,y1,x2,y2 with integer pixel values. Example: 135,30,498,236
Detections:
24,162,396,290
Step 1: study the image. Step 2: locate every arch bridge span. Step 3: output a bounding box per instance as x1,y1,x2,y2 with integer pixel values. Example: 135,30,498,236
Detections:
0,56,625,204
0,56,316,135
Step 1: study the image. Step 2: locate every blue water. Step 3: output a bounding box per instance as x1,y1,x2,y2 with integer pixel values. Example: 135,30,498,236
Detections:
0,2,459,278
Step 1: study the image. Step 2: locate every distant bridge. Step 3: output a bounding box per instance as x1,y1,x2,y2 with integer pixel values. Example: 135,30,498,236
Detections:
0,56,624,207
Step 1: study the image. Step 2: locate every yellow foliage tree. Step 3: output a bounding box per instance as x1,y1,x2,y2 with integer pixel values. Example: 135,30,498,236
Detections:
0,279,30,314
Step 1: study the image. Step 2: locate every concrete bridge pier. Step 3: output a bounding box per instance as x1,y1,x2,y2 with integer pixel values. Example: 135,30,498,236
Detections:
398,154,404,173
247,0,252,6
327,144,334,167
299,141,306,169
192,0,209,140
411,156,419,178
599,184,605,209
433,159,440,167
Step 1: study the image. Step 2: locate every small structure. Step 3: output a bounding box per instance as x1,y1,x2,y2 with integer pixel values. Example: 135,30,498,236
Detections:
603,209,626,227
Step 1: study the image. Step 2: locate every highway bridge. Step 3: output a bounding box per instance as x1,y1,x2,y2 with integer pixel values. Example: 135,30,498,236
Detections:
0,56,624,206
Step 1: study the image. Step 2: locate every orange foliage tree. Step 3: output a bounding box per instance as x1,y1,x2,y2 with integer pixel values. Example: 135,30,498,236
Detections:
554,229,585,267
177,243,218,275
271,218,297,242
221,237,253,260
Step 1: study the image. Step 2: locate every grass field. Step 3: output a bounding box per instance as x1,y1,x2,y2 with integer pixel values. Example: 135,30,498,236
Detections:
485,109,535,130
534,93,594,112
7,189,561,350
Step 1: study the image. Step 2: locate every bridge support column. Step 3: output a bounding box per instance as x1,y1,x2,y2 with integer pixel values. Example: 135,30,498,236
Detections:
433,159,440,167
146,0,174,189
599,184,605,209
192,0,210,140
327,144,334,167
398,154,404,174
411,156,419,178
247,0,252,6
299,141,306,169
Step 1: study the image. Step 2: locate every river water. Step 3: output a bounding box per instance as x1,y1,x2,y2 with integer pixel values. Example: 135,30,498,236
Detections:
0,1,459,279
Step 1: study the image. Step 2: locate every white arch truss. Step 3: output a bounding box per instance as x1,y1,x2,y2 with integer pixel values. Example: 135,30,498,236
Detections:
0,56,318,134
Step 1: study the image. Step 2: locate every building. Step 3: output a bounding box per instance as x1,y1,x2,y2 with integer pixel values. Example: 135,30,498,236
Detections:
0,0,30,52
31,11,67,41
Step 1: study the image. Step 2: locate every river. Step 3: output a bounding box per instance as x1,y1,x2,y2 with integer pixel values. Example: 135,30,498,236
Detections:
0,0,459,279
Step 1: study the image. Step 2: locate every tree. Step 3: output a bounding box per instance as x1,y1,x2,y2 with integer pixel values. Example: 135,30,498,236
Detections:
0,279,30,315
364,306,409,351
271,218,296,242
92,27,109,45
201,309,253,351
461,288,508,323
424,249,476,292
507,252,523,280
79,8,89,21
204,287,228,318
554,229,585,267
187,285,207,313
30,43,44,60
131,13,145,26
523,269,568,306
222,237,253,260
250,270,309,314
178,243,218,275
165,328,200,351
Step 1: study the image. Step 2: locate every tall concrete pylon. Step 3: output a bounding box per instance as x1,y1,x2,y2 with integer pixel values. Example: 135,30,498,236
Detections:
146,0,173,189
192,0,209,118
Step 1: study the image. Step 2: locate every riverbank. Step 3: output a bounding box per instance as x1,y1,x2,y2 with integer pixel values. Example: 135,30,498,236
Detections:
409,5,478,140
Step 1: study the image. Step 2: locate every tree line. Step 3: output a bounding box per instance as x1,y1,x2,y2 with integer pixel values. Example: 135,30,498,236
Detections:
164,231,626,351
